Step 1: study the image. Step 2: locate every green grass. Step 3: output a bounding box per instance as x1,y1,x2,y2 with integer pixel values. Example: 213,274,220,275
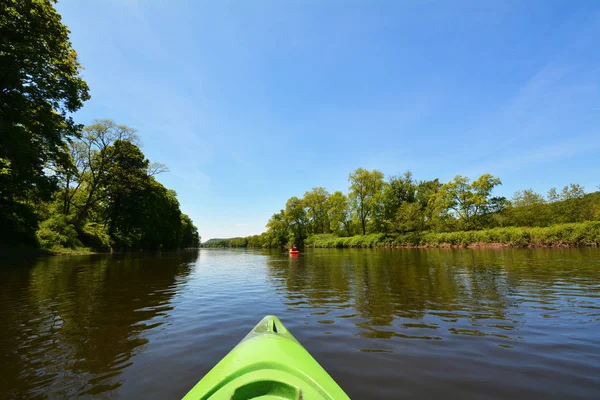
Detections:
45,246,97,256
306,221,600,248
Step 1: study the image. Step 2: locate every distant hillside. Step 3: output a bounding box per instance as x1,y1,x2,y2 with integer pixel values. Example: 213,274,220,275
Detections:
201,238,242,247
202,238,233,244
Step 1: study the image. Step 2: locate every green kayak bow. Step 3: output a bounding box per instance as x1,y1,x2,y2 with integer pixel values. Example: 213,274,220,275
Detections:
183,315,350,400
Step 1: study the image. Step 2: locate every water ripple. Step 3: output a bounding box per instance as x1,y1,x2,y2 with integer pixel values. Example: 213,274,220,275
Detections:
1,248,600,399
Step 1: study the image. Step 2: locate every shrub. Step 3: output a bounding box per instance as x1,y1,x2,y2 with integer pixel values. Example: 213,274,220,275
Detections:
36,216,81,250
81,222,112,251
306,222,600,248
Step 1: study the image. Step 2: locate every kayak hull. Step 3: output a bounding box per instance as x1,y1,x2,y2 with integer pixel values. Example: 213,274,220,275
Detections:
183,315,349,400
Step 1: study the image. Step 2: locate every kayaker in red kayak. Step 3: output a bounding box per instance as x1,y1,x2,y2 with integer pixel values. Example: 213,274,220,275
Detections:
290,245,299,255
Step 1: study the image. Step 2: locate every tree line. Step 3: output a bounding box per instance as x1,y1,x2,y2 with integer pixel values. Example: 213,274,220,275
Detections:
1,1,199,252
203,168,599,248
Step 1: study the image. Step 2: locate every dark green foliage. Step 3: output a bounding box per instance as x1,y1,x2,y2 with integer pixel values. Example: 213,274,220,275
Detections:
136,184,183,250
1,3,199,253
80,222,111,251
285,196,308,246
1,0,90,243
82,131,200,251
0,198,38,244
36,215,82,250
266,210,290,247
10,119,200,253
180,214,200,248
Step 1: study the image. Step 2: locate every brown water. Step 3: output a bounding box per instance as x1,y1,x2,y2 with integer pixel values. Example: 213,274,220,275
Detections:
1,248,599,399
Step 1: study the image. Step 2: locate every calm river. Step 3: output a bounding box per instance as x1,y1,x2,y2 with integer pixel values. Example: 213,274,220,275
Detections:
1,248,599,399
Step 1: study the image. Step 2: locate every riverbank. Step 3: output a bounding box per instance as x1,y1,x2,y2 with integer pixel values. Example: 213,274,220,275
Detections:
305,221,600,248
0,244,99,259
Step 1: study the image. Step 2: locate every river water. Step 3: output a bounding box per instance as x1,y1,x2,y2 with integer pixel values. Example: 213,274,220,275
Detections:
1,248,599,399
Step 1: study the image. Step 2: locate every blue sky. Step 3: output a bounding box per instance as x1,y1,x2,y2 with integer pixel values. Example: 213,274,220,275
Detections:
57,0,600,240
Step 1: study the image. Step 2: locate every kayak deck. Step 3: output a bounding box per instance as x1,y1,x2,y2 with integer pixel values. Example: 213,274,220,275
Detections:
183,315,349,400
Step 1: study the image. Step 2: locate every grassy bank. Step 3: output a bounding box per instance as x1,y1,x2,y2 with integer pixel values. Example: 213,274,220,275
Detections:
43,246,98,256
305,221,600,248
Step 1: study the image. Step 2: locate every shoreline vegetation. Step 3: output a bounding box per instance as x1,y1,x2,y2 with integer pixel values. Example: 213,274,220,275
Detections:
203,221,600,250
202,168,600,250
1,2,200,256
305,222,600,249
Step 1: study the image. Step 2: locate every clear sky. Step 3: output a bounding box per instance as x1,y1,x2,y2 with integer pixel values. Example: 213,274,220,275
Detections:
56,0,600,241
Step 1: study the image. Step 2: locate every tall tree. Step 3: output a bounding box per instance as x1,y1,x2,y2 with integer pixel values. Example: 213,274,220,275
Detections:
415,178,441,230
100,139,189,250
327,191,352,236
559,184,585,200
430,174,502,230
303,187,330,234
180,214,200,248
507,189,548,226
552,184,587,223
379,171,416,232
395,202,423,233
1,0,89,242
266,210,288,247
46,121,197,251
138,185,183,250
71,120,138,228
285,196,308,245
103,140,150,246
348,168,385,234
512,189,546,207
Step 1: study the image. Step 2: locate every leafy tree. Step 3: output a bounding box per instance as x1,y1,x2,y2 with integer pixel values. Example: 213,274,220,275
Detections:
512,189,545,207
547,187,559,203
487,196,510,227
33,119,199,251
266,210,288,247
103,140,150,247
547,184,585,203
100,139,192,250
139,185,183,249
180,214,200,248
430,174,502,230
386,172,416,209
395,202,423,233
507,189,548,227
550,184,587,224
415,179,441,230
303,187,330,234
378,172,418,233
1,0,89,243
285,196,308,245
348,168,385,234
560,184,585,200
327,191,352,236
71,120,138,228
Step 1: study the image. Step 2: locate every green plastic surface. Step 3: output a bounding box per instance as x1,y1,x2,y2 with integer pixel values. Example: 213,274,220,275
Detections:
182,315,350,400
